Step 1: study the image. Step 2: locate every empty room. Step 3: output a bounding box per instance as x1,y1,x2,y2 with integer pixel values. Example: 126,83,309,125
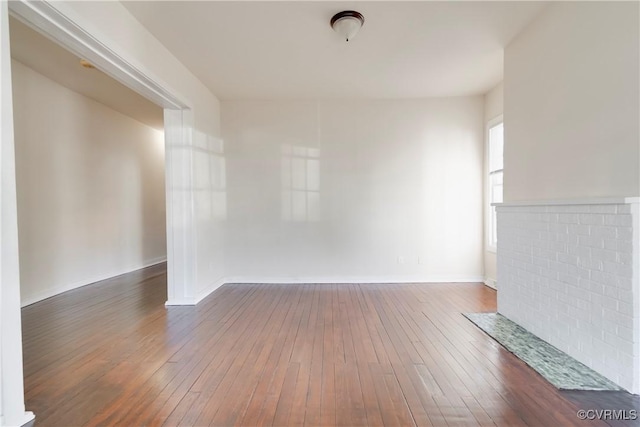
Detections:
0,1,638,427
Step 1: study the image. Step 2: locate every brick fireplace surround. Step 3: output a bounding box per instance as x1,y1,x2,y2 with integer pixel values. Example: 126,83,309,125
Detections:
496,198,640,393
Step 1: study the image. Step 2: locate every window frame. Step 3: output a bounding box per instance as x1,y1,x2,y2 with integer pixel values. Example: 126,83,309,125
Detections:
486,115,504,253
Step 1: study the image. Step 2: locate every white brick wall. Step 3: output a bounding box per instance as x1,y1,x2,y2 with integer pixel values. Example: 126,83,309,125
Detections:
496,199,640,393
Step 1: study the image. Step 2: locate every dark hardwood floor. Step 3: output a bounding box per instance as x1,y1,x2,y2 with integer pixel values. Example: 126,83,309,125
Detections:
21,264,639,426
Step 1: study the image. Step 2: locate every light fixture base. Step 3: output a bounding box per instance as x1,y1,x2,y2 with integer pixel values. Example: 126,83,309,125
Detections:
330,10,364,42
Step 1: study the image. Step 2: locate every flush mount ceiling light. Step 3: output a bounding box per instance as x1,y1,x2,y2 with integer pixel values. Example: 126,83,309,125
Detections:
330,10,364,42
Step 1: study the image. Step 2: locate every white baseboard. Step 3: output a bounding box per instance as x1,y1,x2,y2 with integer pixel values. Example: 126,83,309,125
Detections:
29,270,485,308
484,278,497,289
196,277,226,304
21,257,167,307
165,276,226,306
165,298,197,306
1,410,35,427
224,275,485,285
165,274,485,307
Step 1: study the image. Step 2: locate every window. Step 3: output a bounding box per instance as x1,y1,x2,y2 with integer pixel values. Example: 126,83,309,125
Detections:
487,118,503,251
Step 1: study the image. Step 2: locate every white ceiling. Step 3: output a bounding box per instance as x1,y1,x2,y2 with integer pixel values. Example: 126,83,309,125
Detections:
9,16,164,130
122,1,547,100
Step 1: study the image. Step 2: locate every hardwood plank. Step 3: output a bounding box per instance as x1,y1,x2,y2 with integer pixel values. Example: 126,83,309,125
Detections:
356,361,385,427
319,286,337,427
20,266,639,427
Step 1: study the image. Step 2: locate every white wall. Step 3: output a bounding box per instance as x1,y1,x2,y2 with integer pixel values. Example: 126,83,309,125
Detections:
484,82,503,123
483,82,503,287
0,3,33,426
222,98,484,283
12,59,166,306
498,1,640,392
504,1,639,202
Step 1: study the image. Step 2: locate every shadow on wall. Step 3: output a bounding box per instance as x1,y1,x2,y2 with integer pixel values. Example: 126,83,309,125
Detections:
140,128,168,267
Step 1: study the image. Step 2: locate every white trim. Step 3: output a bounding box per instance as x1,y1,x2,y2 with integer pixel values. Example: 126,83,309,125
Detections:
1,3,31,424
8,1,188,110
494,197,640,207
165,277,225,306
485,114,503,253
196,277,226,304
487,114,504,127
483,278,497,289
163,109,197,305
166,275,485,306
20,257,167,307
165,298,197,306
224,275,485,285
3,412,34,427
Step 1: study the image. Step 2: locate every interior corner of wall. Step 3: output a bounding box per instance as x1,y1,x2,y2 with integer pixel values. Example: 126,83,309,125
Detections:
193,276,226,305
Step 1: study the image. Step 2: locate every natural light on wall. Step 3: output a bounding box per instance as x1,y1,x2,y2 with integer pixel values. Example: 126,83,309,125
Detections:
281,144,320,222
193,130,227,221
488,120,504,250
153,129,165,154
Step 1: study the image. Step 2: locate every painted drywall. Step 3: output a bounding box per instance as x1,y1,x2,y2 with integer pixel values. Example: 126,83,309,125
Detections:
504,1,639,201
484,82,503,287
222,98,484,283
0,3,33,426
12,59,167,306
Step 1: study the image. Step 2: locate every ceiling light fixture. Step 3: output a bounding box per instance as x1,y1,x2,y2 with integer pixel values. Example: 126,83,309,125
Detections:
330,10,364,42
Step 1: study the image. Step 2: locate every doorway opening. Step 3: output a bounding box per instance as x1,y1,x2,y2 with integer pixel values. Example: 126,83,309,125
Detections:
9,16,168,307
3,2,191,424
